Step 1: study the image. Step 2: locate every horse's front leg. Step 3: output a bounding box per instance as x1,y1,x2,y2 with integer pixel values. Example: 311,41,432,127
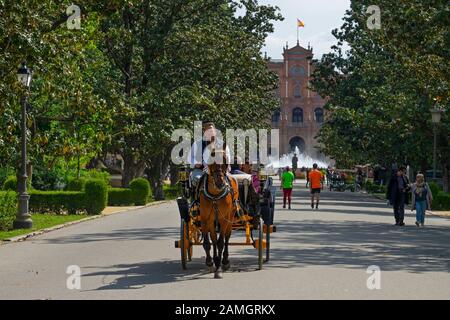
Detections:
202,232,213,267
216,232,225,274
222,229,231,271
210,231,222,279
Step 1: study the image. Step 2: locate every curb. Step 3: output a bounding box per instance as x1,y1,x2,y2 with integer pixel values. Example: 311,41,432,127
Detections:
368,192,449,219
426,210,450,219
1,199,174,244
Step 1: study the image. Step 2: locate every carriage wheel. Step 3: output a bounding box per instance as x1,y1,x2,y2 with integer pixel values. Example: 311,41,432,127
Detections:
258,217,263,270
180,219,191,270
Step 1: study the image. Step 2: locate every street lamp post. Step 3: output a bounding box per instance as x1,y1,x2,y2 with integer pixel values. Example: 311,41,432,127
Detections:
14,62,33,229
430,100,443,182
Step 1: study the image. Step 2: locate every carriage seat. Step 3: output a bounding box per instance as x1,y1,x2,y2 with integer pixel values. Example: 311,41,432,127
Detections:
229,173,252,185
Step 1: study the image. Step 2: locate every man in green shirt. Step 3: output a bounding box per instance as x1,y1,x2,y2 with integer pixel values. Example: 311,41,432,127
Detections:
281,166,295,209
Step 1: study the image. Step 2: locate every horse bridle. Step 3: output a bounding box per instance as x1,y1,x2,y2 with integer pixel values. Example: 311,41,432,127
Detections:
202,171,231,202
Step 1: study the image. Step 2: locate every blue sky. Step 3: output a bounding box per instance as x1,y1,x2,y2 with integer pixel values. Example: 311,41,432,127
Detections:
260,0,351,59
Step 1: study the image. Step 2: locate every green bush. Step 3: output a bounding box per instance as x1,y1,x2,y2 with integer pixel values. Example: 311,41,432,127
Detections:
84,179,108,215
130,178,150,205
433,191,450,211
163,184,181,199
66,170,110,186
365,180,386,194
30,190,85,215
3,176,32,192
31,165,66,190
65,178,87,191
0,167,14,188
0,191,17,231
108,188,134,206
429,182,441,198
26,179,109,215
3,176,17,191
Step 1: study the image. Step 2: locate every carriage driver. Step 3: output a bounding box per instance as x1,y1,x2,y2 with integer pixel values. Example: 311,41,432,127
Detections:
189,121,231,195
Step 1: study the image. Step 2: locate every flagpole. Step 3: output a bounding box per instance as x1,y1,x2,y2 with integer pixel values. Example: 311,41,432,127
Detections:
297,25,299,45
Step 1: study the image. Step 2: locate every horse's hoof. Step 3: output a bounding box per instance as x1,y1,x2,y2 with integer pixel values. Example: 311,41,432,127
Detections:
214,271,222,279
222,262,230,271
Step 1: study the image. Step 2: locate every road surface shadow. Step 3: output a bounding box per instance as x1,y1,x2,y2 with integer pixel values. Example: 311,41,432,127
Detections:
42,227,179,244
82,256,263,290
258,219,450,274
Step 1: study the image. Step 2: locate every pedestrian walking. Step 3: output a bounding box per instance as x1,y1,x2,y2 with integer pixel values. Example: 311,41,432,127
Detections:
309,163,324,210
386,166,411,226
411,173,433,227
281,166,295,209
305,168,311,188
292,154,299,178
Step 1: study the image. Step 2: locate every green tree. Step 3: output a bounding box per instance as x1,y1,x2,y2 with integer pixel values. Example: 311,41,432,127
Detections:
312,0,449,189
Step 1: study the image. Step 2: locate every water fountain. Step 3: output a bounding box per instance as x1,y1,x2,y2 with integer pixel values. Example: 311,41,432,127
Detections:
265,147,331,175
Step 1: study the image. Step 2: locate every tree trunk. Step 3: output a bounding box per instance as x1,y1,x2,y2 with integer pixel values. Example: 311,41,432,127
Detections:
442,160,449,193
121,151,145,188
148,162,164,201
169,164,179,187
147,152,171,201
420,159,428,176
26,163,33,187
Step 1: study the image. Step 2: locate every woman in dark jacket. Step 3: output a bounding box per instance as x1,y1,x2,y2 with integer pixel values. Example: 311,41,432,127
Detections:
386,167,410,226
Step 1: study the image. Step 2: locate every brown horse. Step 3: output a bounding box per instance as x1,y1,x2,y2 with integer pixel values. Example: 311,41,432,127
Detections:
199,151,239,279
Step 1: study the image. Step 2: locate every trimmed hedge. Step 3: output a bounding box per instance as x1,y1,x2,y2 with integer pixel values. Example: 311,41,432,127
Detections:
84,179,108,215
29,179,108,215
66,170,110,186
65,178,87,191
30,190,85,215
163,185,181,199
108,188,134,206
130,178,150,205
0,191,17,231
433,191,450,211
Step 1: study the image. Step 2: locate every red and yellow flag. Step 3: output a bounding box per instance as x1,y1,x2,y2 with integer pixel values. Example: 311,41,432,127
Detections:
297,19,305,28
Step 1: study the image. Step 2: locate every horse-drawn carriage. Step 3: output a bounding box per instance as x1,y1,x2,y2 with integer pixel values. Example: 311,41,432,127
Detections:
174,158,277,277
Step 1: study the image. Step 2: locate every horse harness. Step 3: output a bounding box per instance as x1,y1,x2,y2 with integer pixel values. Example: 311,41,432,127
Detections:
201,173,241,229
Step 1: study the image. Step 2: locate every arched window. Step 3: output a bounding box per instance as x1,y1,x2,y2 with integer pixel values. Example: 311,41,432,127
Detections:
314,108,324,124
272,110,280,123
292,108,303,123
290,65,306,76
289,136,306,153
294,82,301,98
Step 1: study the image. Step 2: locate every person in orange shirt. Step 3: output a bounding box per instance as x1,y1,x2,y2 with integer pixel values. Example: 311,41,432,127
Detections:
308,163,324,210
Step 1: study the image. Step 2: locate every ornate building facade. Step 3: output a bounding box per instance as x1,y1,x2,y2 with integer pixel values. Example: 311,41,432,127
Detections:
268,42,326,159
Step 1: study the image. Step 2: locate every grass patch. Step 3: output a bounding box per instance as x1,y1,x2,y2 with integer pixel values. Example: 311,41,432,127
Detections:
0,214,88,241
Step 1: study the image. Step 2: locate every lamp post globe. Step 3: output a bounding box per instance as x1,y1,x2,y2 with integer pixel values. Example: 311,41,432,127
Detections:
17,62,32,88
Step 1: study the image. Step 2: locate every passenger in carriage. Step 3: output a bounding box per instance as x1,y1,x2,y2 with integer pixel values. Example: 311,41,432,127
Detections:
189,121,231,201
189,121,230,171
240,157,252,174
230,156,246,175
251,165,261,194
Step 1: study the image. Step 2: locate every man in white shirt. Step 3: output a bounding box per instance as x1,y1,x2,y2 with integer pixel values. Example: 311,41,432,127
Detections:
189,121,231,189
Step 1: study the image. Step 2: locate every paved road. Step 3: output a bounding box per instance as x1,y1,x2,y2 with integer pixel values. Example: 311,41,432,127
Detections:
1,180,450,300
